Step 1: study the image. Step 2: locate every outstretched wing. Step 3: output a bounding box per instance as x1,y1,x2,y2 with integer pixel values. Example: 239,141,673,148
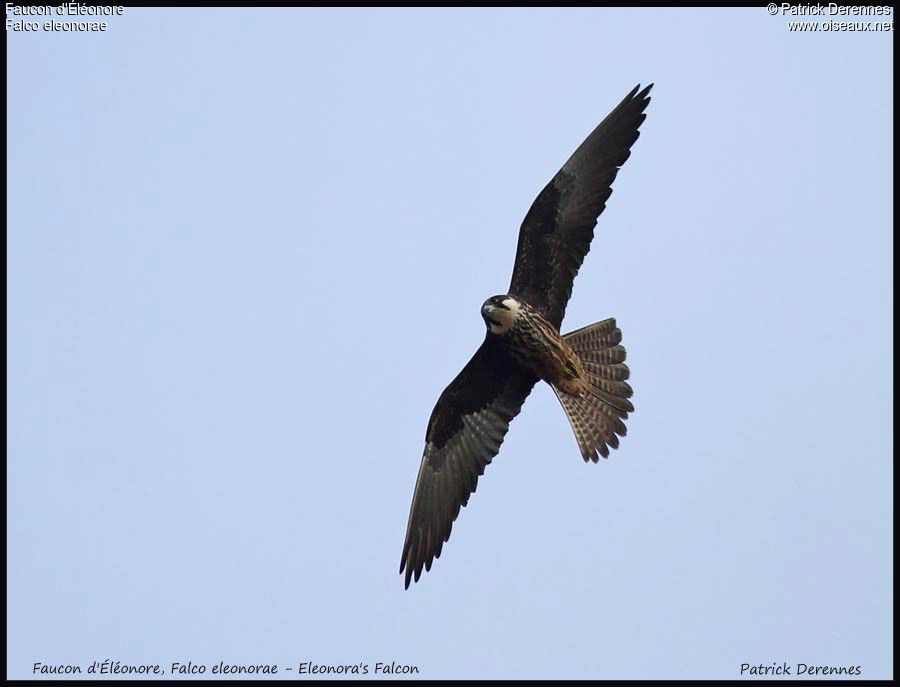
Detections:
509,83,653,329
400,337,537,588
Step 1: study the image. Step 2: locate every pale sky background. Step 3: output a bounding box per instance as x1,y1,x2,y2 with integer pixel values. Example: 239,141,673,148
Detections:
7,7,893,681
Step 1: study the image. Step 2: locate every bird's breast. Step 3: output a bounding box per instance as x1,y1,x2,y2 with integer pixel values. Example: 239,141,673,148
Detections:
506,313,587,394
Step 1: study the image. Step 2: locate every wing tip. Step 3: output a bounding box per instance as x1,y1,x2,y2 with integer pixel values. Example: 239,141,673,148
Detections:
400,545,418,589
400,532,443,589
632,82,654,98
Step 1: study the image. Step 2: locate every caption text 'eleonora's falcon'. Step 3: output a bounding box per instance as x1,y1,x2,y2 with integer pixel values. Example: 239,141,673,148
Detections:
400,84,653,588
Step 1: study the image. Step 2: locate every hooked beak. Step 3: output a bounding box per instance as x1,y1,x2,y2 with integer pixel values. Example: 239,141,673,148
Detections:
482,304,501,327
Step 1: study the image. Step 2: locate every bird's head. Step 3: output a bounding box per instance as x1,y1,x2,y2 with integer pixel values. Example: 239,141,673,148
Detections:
481,295,521,335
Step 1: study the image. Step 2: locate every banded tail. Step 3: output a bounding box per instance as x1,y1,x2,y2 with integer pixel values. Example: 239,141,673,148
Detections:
552,318,633,463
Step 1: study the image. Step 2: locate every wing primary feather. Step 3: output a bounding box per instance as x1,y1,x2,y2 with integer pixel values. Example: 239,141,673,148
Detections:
400,339,537,587
508,83,653,327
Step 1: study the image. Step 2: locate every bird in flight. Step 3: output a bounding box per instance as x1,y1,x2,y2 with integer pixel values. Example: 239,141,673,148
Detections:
400,83,653,588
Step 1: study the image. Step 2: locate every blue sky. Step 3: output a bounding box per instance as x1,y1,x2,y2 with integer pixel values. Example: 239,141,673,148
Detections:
8,7,892,680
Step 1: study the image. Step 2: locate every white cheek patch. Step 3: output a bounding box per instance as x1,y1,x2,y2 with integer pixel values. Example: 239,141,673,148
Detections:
488,299,520,334
500,298,521,320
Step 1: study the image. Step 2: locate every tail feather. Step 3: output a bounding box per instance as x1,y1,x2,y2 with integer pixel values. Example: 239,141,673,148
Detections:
553,318,633,463
579,346,627,365
593,401,628,437
581,359,630,381
590,384,635,413
552,387,612,461
564,319,622,350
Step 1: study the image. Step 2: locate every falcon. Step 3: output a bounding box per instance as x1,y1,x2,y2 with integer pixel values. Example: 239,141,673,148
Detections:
400,83,653,588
